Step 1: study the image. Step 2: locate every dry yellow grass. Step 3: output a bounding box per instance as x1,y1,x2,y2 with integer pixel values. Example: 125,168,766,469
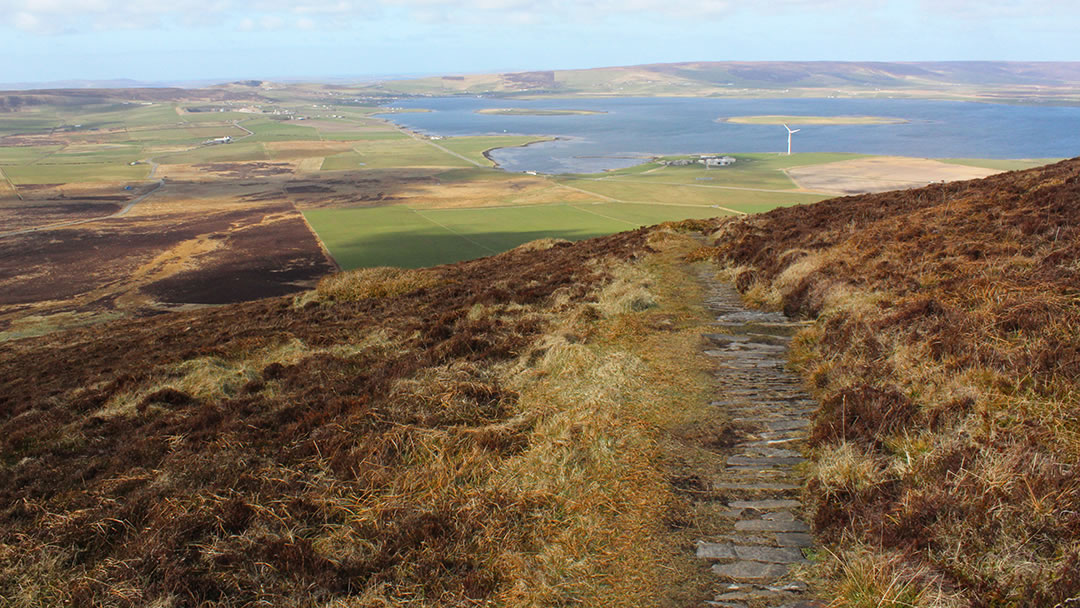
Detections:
264,140,356,160
0,219,735,606
785,156,1001,194
703,159,1080,604
399,176,603,210
310,266,443,303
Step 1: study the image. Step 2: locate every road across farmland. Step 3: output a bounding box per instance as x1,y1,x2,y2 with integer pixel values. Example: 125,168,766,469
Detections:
0,166,23,202
401,128,485,167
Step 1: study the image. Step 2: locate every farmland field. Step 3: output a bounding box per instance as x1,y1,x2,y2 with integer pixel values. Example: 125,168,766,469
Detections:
4,160,151,184
0,85,1050,338
551,152,868,210
436,135,553,166
304,201,731,268
320,138,475,170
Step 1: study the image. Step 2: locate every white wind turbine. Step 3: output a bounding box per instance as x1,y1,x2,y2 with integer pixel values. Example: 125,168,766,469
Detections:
783,123,800,155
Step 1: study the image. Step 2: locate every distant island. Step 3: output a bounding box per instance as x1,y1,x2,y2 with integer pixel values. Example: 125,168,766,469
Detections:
475,108,607,116
359,62,1080,104
722,115,908,125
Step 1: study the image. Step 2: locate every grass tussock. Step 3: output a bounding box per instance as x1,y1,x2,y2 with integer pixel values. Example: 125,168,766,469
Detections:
0,226,717,606
595,261,659,316
700,158,1080,605
510,237,571,253
818,545,966,608
310,266,442,304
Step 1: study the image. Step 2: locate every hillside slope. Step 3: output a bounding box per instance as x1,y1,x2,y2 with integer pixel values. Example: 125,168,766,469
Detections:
369,61,1080,102
3,156,1079,606
0,226,730,606
697,158,1080,605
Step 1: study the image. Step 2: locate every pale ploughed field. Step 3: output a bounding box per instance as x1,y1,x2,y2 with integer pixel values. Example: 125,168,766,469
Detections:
785,156,1003,194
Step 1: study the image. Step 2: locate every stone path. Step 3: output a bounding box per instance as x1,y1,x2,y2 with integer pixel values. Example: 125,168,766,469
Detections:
696,275,822,608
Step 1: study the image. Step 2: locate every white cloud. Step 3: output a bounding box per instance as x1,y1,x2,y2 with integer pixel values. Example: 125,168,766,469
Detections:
0,0,1074,35
294,1,353,14
12,10,46,32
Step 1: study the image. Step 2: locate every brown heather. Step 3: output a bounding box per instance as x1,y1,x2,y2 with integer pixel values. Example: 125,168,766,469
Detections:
696,158,1080,606
0,225,722,607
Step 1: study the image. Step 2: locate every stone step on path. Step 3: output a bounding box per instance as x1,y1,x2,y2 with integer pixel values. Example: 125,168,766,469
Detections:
694,273,824,608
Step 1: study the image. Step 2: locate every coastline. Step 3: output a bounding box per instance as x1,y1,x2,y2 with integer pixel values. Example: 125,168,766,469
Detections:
481,136,560,169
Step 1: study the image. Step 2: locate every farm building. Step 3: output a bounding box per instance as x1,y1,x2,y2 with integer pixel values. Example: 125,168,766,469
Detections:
701,155,736,168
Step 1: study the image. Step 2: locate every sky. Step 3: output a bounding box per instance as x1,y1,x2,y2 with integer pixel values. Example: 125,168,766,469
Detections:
1,0,1078,84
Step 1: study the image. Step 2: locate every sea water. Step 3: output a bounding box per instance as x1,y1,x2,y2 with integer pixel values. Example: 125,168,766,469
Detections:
379,96,1080,174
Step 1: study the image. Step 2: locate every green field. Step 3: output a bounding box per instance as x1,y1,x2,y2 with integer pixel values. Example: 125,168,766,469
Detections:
437,135,553,166
559,178,826,212
321,138,474,170
0,93,1061,273
4,162,150,184
156,142,269,164
42,144,144,164
58,103,179,130
0,146,64,165
304,202,732,269
553,152,862,211
0,115,64,135
178,109,254,123
319,130,409,142
240,118,321,142
114,125,246,145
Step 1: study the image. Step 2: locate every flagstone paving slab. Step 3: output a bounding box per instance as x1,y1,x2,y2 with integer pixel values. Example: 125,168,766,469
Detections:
692,274,822,607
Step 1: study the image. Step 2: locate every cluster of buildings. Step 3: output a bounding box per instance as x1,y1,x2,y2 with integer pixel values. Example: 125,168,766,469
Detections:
663,155,737,168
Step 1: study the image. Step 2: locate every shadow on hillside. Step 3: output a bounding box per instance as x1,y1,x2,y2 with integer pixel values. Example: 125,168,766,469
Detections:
329,229,620,270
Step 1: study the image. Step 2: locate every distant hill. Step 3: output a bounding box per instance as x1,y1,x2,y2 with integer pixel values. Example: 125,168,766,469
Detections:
365,61,1080,102
0,87,266,112
0,78,159,91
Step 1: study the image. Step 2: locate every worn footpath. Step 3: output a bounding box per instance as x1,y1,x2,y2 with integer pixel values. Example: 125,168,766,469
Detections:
694,273,823,608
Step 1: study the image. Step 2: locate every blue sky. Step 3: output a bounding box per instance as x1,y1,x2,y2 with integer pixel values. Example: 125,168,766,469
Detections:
1,0,1078,84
